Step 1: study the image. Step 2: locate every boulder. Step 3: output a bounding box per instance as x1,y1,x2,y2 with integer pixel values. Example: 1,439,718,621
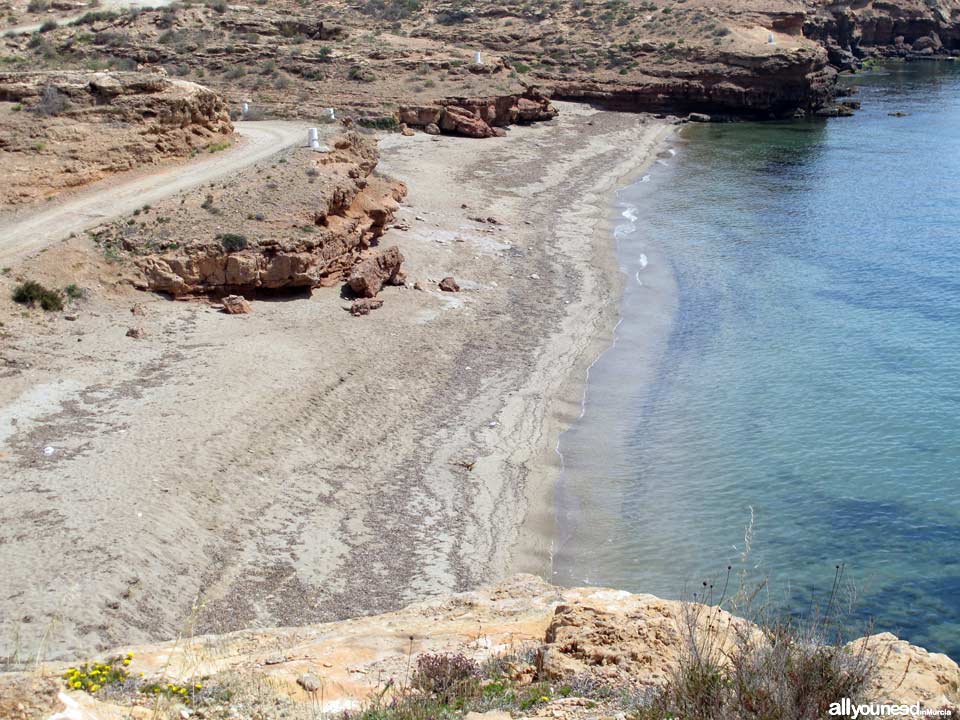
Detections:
126,327,147,339
348,246,405,298
221,295,252,314
439,276,460,292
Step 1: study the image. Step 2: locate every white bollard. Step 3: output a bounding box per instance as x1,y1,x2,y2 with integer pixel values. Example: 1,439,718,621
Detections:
768,32,775,44
474,50,483,65
242,101,249,116
308,127,330,152
324,107,336,121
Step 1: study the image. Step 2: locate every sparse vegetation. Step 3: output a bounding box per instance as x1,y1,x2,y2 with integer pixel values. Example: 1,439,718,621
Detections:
218,233,248,252
12,280,64,311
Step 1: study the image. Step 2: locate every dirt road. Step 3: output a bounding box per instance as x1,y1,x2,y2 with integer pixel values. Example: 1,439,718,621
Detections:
0,121,305,264
2,0,173,35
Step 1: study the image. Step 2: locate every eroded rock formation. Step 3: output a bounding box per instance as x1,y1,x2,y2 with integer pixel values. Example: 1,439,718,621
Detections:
0,71,233,205
135,133,407,296
805,0,960,64
398,92,557,137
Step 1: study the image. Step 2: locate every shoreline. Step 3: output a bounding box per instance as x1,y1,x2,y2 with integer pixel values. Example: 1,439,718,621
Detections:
507,113,675,580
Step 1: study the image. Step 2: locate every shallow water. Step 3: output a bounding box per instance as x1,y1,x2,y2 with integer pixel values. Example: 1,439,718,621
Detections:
554,62,960,658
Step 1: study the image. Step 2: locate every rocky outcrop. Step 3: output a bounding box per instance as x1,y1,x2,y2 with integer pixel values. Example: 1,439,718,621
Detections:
804,0,960,61
0,71,233,205
135,134,407,296
3,575,955,720
551,45,837,119
398,91,557,137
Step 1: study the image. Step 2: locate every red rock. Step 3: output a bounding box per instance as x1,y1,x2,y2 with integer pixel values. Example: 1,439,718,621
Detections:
349,298,384,316
348,246,405,298
222,295,252,314
439,276,460,292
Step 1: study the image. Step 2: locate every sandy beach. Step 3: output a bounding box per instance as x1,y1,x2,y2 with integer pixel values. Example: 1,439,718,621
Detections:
0,102,670,661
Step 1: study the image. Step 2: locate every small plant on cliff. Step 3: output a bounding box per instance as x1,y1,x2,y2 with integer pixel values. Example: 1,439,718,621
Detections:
62,653,132,693
12,281,63,311
218,233,248,252
412,652,481,703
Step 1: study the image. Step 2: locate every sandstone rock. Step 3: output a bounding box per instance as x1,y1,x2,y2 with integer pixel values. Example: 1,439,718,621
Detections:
399,123,416,137
135,134,406,296
348,246,405,298
350,298,384,316
126,327,146,339
397,93,556,138
10,575,957,718
0,71,233,206
221,295,252,314
439,276,460,292
913,33,942,52
848,633,960,710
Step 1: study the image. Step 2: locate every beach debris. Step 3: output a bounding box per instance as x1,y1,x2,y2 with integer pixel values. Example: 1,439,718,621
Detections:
222,295,253,315
350,298,384,316
43,446,56,457
439,276,460,292
297,673,321,693
126,327,147,339
348,246,405,298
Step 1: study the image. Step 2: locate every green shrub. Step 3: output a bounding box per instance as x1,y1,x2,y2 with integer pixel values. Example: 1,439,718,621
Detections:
12,280,63,311
218,233,248,252
64,283,85,300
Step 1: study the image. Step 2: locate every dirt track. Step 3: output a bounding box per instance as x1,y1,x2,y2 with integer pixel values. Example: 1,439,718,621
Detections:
0,121,305,264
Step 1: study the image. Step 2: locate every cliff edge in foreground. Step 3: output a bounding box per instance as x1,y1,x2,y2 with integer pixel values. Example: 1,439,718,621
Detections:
1,575,957,719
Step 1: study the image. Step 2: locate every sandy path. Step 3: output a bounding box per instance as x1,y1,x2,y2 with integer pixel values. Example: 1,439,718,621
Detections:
0,121,305,264
2,0,173,35
0,106,670,661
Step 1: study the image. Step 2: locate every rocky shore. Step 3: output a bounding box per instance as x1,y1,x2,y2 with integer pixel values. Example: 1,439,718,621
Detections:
1,575,957,720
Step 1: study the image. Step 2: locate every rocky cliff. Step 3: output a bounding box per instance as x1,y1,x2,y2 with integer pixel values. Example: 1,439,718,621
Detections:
0,71,233,205
0,576,957,720
127,132,406,296
805,0,960,67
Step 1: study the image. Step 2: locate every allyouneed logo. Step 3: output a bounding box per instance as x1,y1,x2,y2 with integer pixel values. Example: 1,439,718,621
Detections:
828,698,954,717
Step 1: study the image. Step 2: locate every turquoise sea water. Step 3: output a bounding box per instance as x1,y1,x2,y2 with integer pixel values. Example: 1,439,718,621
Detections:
554,62,960,658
